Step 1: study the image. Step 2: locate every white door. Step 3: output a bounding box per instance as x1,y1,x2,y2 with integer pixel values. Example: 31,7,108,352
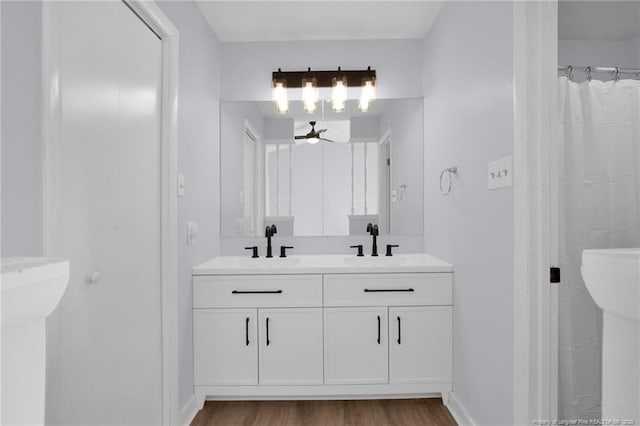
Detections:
194,309,258,385
389,306,452,384
44,2,164,424
324,307,388,384
258,308,323,385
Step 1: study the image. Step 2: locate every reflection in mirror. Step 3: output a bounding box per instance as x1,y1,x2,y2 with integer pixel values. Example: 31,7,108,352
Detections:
221,98,423,238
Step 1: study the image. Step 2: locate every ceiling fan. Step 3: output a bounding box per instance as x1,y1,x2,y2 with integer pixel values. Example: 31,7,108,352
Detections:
294,121,335,144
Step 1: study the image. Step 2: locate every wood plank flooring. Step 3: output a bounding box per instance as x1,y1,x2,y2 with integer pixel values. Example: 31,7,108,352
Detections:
191,398,457,426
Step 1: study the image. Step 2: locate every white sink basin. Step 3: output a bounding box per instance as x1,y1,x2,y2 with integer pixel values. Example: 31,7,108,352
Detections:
581,248,640,421
1,257,70,329
581,248,639,321
342,256,408,267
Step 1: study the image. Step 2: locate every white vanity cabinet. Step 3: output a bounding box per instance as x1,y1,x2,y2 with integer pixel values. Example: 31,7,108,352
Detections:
192,254,453,402
194,308,257,386
324,307,389,384
258,308,323,385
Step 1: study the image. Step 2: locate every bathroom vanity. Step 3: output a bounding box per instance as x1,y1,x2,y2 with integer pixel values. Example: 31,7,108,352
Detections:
192,254,453,403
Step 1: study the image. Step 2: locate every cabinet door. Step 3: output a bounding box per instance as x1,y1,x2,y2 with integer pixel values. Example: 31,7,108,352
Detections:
324,307,388,384
258,308,323,385
389,306,452,384
193,309,257,385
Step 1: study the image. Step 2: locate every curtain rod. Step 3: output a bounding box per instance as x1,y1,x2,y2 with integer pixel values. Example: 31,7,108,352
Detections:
558,65,640,75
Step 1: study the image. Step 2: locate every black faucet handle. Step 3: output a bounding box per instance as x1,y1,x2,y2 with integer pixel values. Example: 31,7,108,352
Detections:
350,245,364,257
279,246,294,258
366,223,373,234
385,244,399,257
244,246,259,258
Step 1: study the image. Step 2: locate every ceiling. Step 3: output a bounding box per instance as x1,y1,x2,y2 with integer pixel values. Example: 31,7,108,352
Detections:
196,1,444,42
559,1,640,41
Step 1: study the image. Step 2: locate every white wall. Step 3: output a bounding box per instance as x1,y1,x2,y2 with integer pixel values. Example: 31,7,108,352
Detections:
1,0,43,256
422,2,514,425
156,1,222,413
221,39,423,101
379,98,424,236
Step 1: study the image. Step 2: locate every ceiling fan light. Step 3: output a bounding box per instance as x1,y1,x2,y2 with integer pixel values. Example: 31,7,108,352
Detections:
307,137,320,144
331,76,348,113
302,77,318,114
272,79,288,113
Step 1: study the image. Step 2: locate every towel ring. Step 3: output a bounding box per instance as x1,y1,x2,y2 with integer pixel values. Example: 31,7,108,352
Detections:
614,67,620,82
439,167,458,196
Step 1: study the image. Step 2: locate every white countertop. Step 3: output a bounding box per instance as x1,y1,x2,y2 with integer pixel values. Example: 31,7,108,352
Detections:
193,253,453,275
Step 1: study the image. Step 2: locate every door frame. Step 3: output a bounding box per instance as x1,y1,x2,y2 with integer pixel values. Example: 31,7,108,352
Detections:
41,1,180,424
512,1,559,424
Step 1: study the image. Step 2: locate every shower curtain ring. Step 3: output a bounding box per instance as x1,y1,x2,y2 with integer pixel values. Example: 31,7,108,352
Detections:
614,67,620,82
566,65,573,80
585,66,592,82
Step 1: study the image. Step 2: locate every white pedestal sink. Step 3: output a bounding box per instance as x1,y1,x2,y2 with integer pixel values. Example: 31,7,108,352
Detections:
581,248,639,423
1,257,70,426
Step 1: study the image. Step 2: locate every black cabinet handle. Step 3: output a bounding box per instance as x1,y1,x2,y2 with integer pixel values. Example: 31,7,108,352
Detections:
377,315,381,344
266,317,270,346
364,288,414,293
245,317,250,346
231,290,283,294
397,316,401,345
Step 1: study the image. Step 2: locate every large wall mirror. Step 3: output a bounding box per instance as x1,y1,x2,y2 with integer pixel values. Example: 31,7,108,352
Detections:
221,98,423,238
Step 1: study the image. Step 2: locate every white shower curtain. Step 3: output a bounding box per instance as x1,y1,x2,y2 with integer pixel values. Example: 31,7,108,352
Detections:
557,76,640,420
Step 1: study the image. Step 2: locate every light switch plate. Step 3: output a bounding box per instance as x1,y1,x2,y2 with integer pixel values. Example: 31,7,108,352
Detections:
488,156,513,190
177,174,185,197
187,221,198,245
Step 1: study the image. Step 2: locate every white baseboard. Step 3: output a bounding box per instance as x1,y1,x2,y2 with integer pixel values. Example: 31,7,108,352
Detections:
446,392,476,426
179,395,203,426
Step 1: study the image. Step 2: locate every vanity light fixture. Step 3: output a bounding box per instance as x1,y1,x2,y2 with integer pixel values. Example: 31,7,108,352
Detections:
272,71,289,114
271,66,376,113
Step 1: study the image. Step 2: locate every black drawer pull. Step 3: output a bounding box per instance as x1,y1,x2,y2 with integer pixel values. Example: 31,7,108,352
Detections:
231,290,283,294
245,317,250,346
377,315,381,344
397,316,401,345
266,317,270,346
364,288,415,293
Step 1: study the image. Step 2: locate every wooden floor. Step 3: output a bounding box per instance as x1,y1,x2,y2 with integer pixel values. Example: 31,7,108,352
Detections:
191,398,456,426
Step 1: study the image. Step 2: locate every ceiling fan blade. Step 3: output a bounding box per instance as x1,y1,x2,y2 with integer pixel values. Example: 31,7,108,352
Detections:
318,129,328,134
320,137,336,143
294,135,307,140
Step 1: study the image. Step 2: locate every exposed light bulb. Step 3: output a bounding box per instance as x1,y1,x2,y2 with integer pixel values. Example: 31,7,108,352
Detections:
359,79,376,112
302,78,318,114
272,80,288,113
331,77,348,113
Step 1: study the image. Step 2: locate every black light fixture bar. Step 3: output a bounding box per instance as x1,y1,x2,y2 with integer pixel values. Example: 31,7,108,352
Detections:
272,67,376,88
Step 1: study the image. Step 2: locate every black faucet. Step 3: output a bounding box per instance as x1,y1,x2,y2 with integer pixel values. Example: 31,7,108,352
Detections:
265,224,277,258
366,223,379,256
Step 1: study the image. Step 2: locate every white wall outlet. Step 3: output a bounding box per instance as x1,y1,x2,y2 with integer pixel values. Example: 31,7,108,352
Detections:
187,221,198,245
488,156,513,190
177,174,185,197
